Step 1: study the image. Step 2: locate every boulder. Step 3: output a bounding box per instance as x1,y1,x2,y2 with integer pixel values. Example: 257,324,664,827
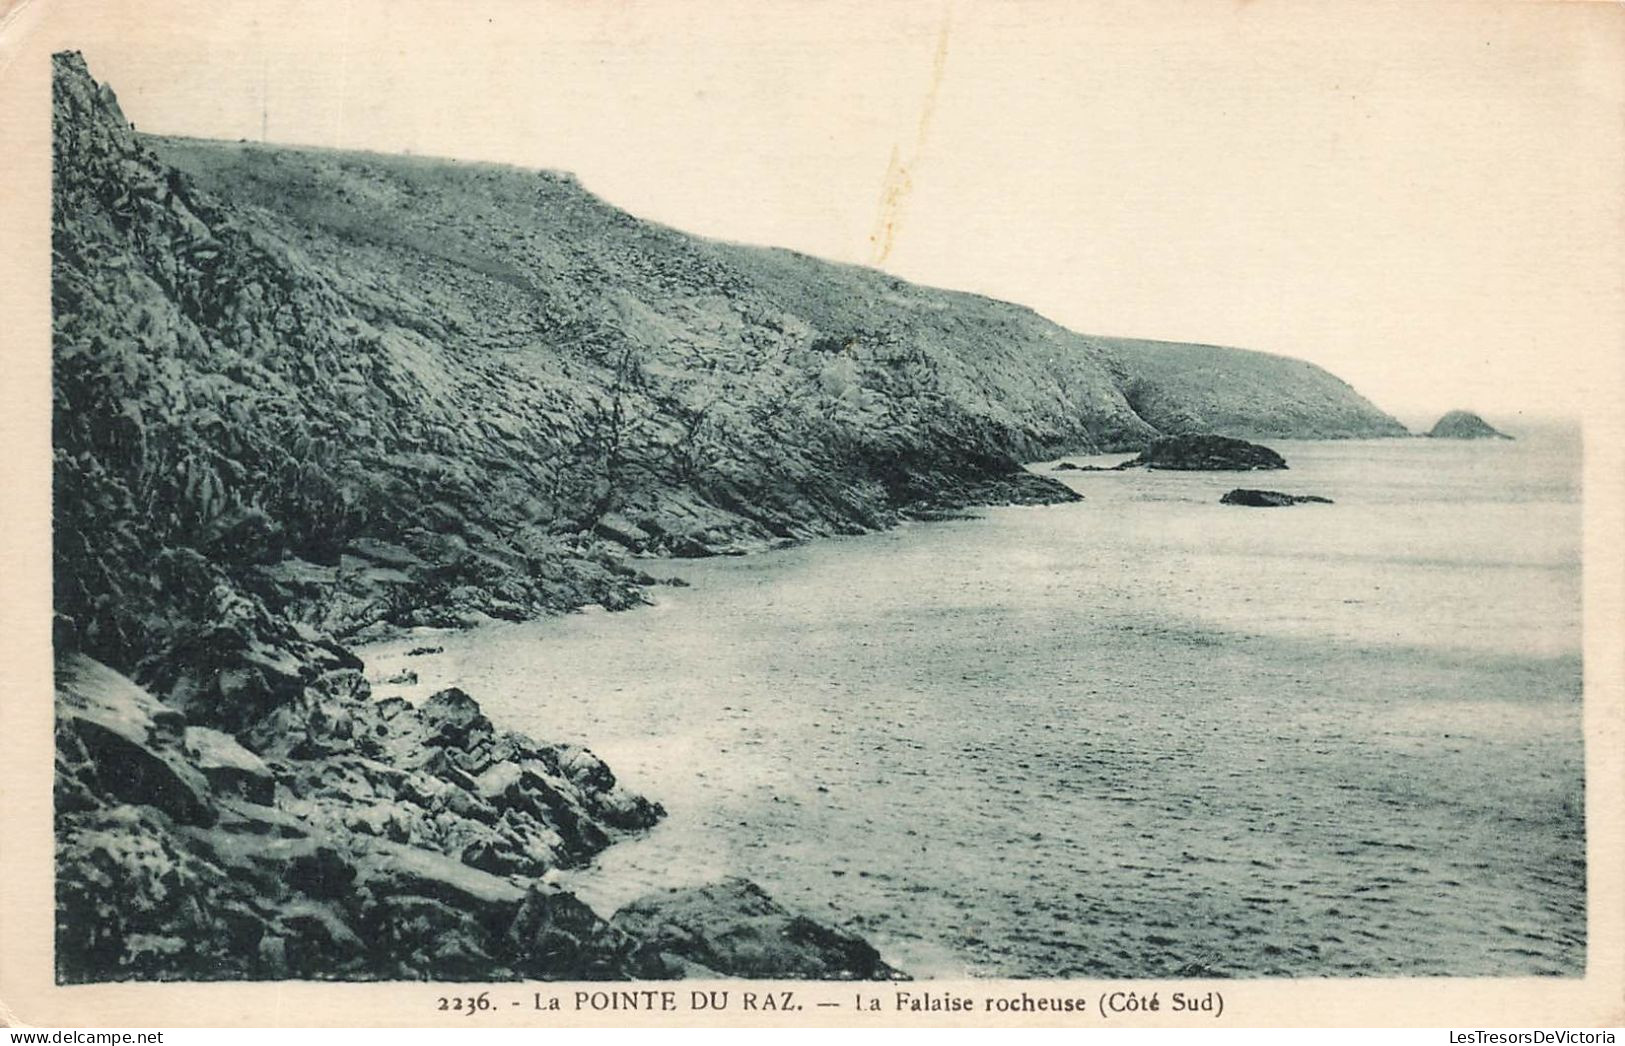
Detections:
53,656,679,981
284,844,359,901
418,687,495,752
1426,410,1512,440
1119,434,1287,471
56,655,215,826
184,726,276,805
56,805,240,981
1220,488,1333,507
351,838,528,910
593,514,653,550
506,886,650,980
244,683,361,761
611,878,904,980
149,592,313,731
278,699,631,879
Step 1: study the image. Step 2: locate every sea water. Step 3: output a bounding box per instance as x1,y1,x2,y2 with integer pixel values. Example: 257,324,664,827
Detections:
362,429,1584,978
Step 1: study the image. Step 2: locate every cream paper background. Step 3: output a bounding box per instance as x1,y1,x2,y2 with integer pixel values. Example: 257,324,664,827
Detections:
1,0,1622,1028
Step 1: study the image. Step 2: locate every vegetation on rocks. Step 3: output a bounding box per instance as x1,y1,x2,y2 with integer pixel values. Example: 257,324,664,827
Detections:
50,48,1403,982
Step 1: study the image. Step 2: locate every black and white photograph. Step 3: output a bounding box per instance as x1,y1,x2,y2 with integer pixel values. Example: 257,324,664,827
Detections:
2,0,1622,1030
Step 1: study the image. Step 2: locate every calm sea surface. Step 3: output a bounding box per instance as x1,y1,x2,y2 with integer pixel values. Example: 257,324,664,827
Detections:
362,430,1585,978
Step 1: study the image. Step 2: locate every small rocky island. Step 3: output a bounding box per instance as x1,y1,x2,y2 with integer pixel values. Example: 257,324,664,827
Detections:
1118,434,1288,471
1221,489,1334,507
46,51,1413,985
1426,410,1512,440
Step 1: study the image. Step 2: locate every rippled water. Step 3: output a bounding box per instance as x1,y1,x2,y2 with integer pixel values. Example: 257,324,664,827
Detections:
362,430,1585,978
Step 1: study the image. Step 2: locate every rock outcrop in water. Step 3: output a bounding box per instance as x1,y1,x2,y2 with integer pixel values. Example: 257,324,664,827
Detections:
1119,435,1289,471
1220,489,1333,507
50,50,1402,982
1426,410,1512,440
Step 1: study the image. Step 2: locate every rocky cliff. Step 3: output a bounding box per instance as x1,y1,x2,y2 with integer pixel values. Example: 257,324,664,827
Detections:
50,50,1402,981
54,50,1403,668
1103,338,1407,440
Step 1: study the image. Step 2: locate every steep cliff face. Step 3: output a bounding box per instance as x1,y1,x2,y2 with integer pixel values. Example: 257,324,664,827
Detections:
51,50,1403,981
149,134,1407,455
54,50,1402,666
49,50,893,984
1104,338,1408,440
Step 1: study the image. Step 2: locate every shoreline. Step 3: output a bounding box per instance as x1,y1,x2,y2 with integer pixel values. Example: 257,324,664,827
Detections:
350,435,1581,979
47,51,1561,983
53,439,1098,983
54,434,1583,980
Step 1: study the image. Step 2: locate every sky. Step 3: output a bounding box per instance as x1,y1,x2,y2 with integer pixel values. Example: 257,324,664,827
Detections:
18,0,1625,422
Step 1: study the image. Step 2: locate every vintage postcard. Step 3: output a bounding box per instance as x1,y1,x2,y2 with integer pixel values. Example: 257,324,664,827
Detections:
1,0,1622,1030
